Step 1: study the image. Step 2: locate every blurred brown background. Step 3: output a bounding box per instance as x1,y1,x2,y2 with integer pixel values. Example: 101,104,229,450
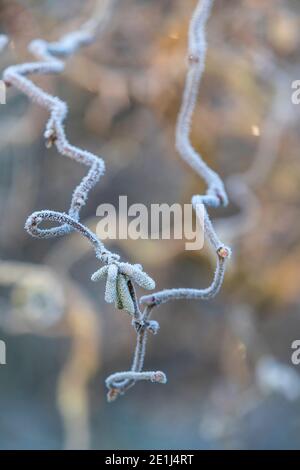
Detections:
0,0,300,449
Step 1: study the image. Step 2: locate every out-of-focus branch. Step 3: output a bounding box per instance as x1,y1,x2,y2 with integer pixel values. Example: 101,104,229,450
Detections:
216,56,295,244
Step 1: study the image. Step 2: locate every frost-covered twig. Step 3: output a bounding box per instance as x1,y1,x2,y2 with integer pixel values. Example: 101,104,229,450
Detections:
2,3,159,396
3,1,154,303
105,284,166,402
105,0,231,401
4,0,231,402
141,0,231,309
216,56,295,244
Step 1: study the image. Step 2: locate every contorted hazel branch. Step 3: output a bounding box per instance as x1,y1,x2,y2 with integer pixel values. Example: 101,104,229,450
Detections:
215,52,294,245
3,0,231,402
105,0,231,401
141,0,231,310
3,3,155,289
2,3,162,393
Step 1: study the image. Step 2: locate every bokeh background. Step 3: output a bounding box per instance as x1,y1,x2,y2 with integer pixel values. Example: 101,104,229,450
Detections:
0,0,300,450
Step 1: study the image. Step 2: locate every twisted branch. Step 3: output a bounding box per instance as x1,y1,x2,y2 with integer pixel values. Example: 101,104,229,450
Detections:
3,0,231,401
141,0,231,309
106,0,231,400
2,3,159,396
